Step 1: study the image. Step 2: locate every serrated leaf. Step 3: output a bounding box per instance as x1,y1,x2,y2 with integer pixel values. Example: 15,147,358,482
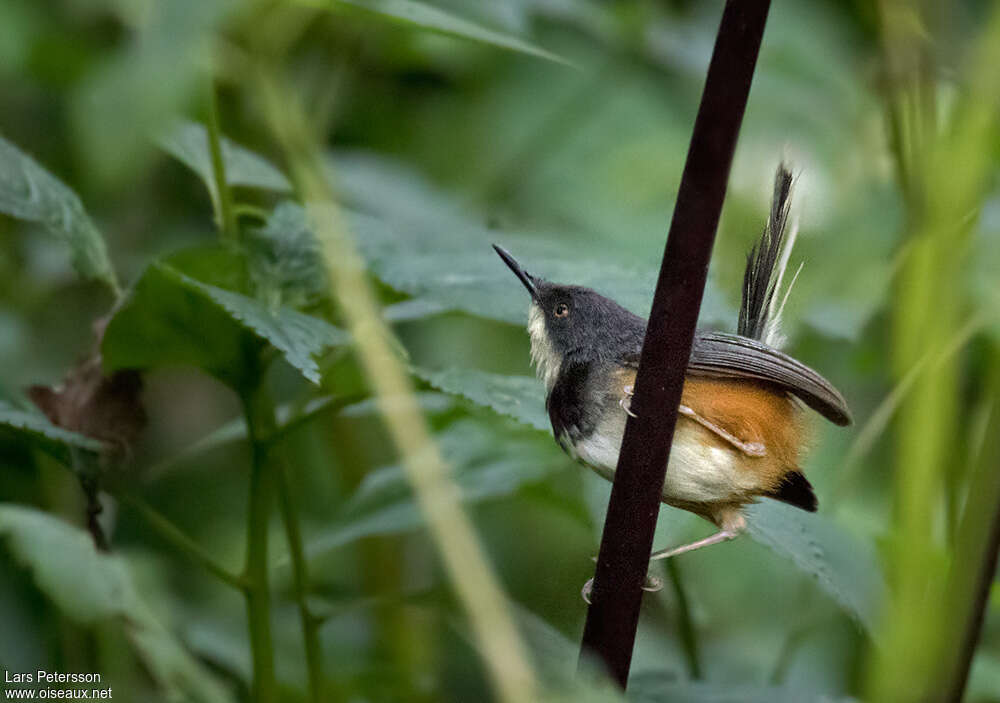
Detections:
745,501,886,635
414,366,548,430
415,365,885,632
192,279,347,384
0,135,118,291
294,0,569,65
103,262,347,387
0,401,105,463
247,201,328,308
293,419,555,568
157,120,292,201
0,505,232,703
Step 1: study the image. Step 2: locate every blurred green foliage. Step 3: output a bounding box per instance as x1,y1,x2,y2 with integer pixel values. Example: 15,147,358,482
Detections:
0,0,998,702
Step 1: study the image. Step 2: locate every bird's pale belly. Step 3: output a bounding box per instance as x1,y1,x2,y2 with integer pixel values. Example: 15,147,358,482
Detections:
566,417,763,505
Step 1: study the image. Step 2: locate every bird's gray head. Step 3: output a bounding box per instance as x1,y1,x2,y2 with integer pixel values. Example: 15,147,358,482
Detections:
493,245,645,390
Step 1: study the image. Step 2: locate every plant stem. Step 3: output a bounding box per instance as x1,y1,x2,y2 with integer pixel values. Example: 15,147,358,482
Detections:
258,71,541,703
114,490,247,590
242,382,278,703
71,448,108,552
938,371,1000,702
276,459,324,703
665,560,701,679
579,0,771,686
207,81,238,242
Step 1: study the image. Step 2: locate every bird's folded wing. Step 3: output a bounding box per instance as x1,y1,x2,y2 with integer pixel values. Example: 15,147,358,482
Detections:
687,331,851,426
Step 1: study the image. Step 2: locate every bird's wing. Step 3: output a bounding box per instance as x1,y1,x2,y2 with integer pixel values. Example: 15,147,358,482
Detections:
686,331,852,426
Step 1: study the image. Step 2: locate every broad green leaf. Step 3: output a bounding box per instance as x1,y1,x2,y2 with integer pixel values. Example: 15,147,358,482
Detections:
295,0,569,65
414,366,548,431
103,262,347,386
103,263,260,389
745,501,886,636
0,135,118,292
0,402,105,462
157,120,292,201
416,365,885,632
627,672,858,703
0,505,232,703
294,419,557,568
196,279,347,384
324,153,733,328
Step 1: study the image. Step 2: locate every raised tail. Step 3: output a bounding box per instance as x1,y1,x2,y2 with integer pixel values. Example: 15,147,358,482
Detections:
737,164,799,348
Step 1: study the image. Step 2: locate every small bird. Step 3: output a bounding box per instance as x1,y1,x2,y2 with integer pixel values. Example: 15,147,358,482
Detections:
493,165,851,593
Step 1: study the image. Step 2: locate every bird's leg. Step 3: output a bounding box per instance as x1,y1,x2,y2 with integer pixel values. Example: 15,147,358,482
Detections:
677,404,766,457
650,510,746,562
621,387,764,458
649,529,739,561
582,508,747,602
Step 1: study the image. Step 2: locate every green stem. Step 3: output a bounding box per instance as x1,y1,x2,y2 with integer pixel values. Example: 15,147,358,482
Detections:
114,490,247,590
276,462,324,703
665,560,701,679
243,383,278,703
207,82,238,241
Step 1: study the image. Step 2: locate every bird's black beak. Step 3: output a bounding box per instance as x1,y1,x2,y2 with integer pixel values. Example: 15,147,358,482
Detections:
493,244,538,300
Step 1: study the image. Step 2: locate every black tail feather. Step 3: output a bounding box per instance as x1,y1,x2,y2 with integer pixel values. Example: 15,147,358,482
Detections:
768,470,818,512
738,165,794,342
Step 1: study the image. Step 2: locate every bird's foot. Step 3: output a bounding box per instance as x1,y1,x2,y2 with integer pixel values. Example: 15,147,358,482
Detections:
581,572,664,604
620,384,637,418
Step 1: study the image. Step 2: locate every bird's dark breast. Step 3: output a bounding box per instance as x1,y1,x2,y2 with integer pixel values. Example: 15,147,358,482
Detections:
546,361,602,454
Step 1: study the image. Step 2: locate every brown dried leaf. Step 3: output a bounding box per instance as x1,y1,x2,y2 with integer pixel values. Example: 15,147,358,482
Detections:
28,319,146,454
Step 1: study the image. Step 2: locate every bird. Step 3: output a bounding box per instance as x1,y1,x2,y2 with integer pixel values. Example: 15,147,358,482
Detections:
493,165,851,597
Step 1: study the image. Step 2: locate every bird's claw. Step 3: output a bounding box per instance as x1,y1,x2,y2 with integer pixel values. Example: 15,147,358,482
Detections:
642,575,663,592
581,573,663,604
620,384,637,418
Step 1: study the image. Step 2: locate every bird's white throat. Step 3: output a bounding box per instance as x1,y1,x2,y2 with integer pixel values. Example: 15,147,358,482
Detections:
527,302,561,391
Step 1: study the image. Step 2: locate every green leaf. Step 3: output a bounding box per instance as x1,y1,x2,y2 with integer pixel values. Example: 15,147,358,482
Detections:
0,505,233,703
157,120,292,200
414,366,548,431
627,673,858,703
103,261,347,387
0,135,118,292
324,153,733,328
0,401,105,462
745,501,886,635
295,0,570,65
247,202,328,308
195,279,347,384
294,419,556,568
103,263,260,389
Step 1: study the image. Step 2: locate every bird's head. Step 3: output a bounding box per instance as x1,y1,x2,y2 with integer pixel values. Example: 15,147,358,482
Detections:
493,245,645,390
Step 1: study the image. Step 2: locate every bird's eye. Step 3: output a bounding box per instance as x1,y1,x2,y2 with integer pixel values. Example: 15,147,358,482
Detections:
554,303,570,318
